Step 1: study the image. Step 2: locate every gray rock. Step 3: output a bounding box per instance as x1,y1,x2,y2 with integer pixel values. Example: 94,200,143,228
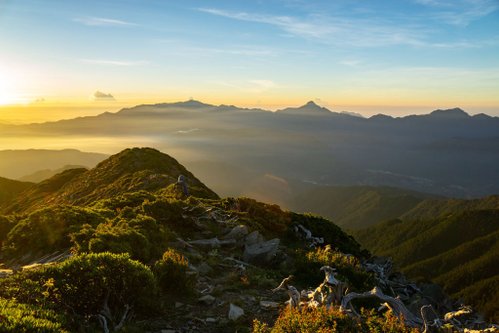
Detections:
196,262,213,275
205,317,218,323
243,238,280,264
222,225,249,240
260,300,280,309
198,294,216,305
228,303,244,321
244,231,264,246
189,237,236,249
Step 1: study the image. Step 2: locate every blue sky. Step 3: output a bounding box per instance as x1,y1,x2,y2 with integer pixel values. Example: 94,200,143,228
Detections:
1,0,498,120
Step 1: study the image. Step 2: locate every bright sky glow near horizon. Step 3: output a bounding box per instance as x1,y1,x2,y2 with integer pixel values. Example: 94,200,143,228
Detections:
1,0,499,122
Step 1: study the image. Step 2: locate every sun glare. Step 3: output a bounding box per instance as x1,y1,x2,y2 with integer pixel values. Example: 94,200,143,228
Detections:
0,66,23,106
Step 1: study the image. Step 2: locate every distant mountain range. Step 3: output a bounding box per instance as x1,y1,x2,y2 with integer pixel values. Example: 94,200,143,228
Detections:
1,100,498,202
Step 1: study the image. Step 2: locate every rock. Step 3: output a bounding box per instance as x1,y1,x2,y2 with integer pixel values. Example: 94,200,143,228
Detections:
228,303,244,321
189,237,236,249
205,317,217,323
243,238,280,264
161,330,176,333
198,295,216,305
245,231,264,246
196,262,213,275
222,225,249,240
260,300,280,309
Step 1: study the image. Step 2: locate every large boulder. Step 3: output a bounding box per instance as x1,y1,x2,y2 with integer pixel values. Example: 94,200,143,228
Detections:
243,238,280,264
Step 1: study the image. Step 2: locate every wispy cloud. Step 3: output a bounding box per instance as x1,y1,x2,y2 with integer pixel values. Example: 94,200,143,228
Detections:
339,59,363,67
74,16,137,27
198,8,431,48
80,59,148,66
198,6,495,48
414,0,498,25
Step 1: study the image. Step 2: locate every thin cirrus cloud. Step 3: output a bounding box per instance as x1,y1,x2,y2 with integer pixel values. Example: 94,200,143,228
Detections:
198,6,496,48
73,16,137,27
413,0,498,26
198,8,432,48
80,59,148,66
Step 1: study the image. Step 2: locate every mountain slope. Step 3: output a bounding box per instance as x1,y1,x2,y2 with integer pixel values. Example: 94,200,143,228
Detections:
290,185,435,229
353,197,499,320
3,148,218,213
0,177,33,205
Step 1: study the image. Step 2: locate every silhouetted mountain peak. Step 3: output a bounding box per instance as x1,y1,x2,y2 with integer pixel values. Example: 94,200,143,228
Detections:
277,101,332,115
429,107,469,119
170,99,214,108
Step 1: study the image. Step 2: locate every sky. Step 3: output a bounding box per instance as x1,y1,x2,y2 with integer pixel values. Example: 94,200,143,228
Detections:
1,0,499,122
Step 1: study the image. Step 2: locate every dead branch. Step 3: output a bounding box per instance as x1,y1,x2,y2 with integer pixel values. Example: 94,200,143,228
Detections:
341,286,422,327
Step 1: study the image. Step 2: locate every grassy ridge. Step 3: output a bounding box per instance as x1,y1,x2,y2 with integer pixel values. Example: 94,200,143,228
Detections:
354,201,499,321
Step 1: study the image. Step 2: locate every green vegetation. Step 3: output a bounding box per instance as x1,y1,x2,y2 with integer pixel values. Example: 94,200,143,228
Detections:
252,306,419,333
0,298,68,333
294,246,374,290
0,253,157,332
0,177,33,206
2,205,107,260
153,248,194,295
354,207,499,321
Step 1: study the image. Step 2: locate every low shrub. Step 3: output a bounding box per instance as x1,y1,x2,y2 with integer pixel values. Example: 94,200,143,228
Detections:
0,298,68,333
153,248,195,296
252,306,419,333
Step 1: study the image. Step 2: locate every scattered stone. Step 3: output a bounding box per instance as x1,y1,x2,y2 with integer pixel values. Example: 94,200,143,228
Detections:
222,225,249,240
198,294,216,306
205,317,217,323
260,300,280,309
228,303,245,321
245,231,264,246
196,262,213,275
243,238,280,264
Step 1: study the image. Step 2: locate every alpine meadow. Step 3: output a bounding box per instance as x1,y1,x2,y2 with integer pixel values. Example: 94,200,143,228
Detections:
0,1,498,332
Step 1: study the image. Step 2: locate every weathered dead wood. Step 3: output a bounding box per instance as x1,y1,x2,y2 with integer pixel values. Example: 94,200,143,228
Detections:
272,276,301,309
294,224,324,247
341,287,422,327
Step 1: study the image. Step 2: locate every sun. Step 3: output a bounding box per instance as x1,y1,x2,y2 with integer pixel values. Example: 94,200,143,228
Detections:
0,65,26,106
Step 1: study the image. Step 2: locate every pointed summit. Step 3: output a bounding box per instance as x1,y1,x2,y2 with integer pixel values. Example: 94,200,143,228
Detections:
429,107,470,119
277,101,332,115
4,148,218,213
